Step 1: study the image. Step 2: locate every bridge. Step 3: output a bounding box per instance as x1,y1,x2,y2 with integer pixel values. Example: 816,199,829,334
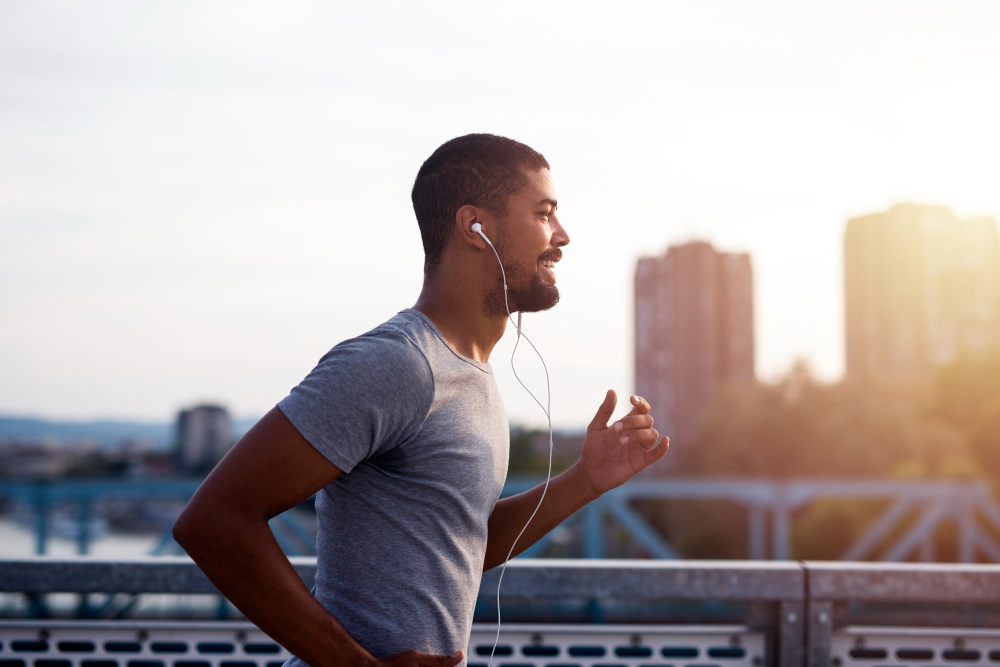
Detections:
4,478,1000,562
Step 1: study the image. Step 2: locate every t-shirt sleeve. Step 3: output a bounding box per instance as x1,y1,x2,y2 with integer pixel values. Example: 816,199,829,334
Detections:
276,332,434,474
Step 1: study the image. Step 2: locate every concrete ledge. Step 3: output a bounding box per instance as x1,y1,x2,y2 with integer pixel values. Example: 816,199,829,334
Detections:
804,560,1000,603
0,556,318,594
10,557,999,604
0,557,802,601
479,558,803,601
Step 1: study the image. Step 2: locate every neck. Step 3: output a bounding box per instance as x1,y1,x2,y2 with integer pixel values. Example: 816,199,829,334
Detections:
412,259,508,364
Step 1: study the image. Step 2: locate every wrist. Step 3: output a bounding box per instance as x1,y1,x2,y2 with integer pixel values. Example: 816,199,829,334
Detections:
346,644,376,667
567,460,603,503
311,622,374,667
324,648,373,667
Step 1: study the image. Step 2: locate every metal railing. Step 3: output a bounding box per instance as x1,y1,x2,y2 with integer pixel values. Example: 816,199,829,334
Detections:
805,561,1000,667
508,478,1000,561
3,558,1000,666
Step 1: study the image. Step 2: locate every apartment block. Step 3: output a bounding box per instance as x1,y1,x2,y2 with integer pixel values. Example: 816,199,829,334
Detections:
845,203,1000,381
635,241,755,443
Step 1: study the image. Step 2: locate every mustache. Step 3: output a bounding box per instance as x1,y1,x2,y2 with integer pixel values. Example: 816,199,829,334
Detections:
538,249,563,263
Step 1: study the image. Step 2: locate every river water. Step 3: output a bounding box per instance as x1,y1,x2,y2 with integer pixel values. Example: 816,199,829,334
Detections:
0,518,165,557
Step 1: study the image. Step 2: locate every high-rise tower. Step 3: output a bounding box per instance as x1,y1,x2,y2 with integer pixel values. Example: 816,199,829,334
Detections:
176,404,233,472
635,241,755,443
845,203,1000,381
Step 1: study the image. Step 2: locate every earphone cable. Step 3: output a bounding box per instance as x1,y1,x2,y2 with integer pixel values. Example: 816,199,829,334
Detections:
485,242,555,667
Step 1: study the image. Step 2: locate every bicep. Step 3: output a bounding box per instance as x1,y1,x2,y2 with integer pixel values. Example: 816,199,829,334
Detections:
178,406,343,528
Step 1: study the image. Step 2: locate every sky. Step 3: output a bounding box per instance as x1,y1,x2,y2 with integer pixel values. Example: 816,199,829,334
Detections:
2,1,999,429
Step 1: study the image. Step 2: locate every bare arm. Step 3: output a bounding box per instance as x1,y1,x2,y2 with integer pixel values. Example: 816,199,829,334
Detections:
484,392,669,571
173,407,463,667
483,461,596,570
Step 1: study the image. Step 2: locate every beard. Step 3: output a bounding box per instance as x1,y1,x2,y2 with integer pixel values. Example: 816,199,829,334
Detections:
483,247,561,318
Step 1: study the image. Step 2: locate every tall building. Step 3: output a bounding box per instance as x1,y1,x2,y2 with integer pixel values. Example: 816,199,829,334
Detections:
176,404,232,471
845,203,1000,382
635,241,755,443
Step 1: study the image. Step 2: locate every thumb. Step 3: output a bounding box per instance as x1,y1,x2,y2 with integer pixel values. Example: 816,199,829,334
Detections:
587,389,617,431
442,650,464,667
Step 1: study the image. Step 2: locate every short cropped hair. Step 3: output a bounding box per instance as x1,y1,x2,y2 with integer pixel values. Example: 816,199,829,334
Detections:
411,133,549,274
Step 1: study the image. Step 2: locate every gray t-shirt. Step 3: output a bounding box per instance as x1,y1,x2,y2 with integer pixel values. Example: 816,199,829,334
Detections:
277,308,509,666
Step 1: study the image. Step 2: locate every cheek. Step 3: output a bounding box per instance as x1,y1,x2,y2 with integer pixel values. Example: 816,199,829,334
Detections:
500,219,547,264
523,227,549,256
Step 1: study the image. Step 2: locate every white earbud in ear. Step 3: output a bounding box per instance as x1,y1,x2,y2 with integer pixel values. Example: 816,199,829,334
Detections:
471,222,492,246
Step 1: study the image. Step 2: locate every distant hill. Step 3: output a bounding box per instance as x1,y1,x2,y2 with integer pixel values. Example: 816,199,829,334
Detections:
0,415,259,449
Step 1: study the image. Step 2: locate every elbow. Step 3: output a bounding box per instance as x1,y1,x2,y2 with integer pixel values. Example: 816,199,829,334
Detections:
171,506,197,555
172,500,212,556
172,498,260,558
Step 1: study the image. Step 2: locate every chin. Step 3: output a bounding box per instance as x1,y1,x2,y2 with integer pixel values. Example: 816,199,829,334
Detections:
484,272,561,317
517,284,560,313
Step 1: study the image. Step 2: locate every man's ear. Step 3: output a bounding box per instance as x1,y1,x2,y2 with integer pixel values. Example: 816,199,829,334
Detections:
456,204,490,249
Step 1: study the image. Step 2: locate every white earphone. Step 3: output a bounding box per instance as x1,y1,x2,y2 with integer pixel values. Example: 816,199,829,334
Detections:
474,221,555,667
473,221,521,335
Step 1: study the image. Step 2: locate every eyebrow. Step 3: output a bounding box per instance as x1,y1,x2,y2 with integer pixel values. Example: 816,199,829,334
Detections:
537,198,558,210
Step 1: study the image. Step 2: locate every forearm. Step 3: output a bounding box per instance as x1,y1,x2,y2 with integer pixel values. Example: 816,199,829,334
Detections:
483,461,599,570
174,511,371,667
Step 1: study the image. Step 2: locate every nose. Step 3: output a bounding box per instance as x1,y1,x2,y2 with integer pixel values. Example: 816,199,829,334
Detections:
551,215,570,247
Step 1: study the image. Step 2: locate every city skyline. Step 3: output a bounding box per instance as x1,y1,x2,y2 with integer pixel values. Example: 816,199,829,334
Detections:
3,2,1000,429
9,197,998,431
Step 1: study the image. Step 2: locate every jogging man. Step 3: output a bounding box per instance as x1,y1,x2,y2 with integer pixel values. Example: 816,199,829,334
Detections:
173,133,670,667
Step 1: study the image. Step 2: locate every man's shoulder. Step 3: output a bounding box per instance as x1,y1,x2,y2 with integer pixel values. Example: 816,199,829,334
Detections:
278,312,437,471
322,312,434,386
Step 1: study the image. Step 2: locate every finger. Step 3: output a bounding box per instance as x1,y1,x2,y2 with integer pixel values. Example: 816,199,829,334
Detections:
619,427,659,449
643,436,670,466
611,414,654,434
626,394,651,417
587,389,617,431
